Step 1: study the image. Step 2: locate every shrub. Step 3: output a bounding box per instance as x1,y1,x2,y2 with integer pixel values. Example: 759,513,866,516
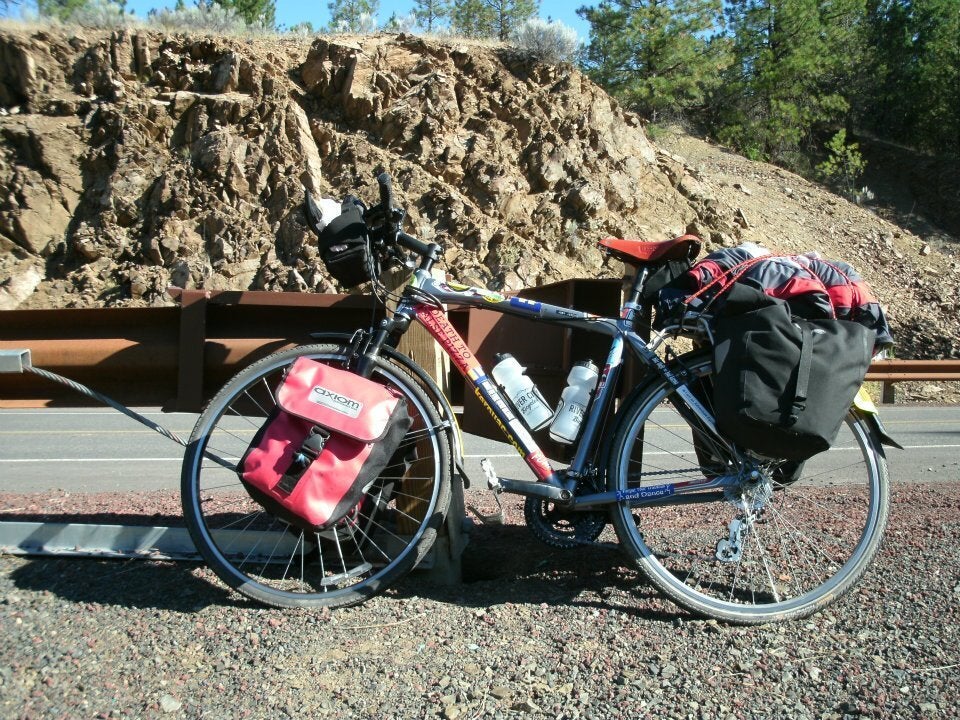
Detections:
60,0,131,28
384,12,416,34
510,18,579,65
816,129,867,200
331,11,377,34
148,4,249,34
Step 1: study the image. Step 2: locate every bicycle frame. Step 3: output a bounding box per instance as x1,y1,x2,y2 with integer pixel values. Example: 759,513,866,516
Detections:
378,268,737,507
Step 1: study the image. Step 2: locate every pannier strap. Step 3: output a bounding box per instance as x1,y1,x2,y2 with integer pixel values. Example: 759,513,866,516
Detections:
790,324,814,425
277,426,330,495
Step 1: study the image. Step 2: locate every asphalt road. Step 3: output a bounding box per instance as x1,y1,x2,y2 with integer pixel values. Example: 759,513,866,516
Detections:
0,404,957,493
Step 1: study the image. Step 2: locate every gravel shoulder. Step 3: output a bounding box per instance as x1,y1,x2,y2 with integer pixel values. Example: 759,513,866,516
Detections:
2,484,959,719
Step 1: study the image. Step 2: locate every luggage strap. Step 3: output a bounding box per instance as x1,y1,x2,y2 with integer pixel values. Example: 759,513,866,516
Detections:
789,324,814,425
277,426,330,495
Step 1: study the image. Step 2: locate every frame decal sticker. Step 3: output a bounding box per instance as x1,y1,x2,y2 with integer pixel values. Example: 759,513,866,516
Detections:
509,297,542,313
415,304,555,482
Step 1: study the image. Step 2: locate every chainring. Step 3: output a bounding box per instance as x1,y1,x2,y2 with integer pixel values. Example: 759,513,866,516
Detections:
523,495,608,549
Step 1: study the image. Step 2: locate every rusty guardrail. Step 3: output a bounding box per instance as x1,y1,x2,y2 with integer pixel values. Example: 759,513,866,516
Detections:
864,360,960,382
1,284,957,413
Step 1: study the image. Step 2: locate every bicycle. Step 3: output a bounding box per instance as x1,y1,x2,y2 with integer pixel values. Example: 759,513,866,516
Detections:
181,173,892,624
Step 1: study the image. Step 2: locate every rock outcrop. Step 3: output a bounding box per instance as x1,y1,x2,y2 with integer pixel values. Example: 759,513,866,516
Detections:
0,27,957,360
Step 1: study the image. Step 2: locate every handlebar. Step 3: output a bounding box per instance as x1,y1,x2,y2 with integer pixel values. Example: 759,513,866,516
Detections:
376,171,395,220
369,172,441,273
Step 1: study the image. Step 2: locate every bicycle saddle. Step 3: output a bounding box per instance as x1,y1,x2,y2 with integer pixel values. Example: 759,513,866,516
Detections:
599,235,702,265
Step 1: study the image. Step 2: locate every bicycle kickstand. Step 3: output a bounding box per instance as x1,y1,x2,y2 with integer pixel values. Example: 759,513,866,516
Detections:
466,458,505,525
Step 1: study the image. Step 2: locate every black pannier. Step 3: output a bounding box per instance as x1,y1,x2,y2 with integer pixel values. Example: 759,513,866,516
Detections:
712,285,874,462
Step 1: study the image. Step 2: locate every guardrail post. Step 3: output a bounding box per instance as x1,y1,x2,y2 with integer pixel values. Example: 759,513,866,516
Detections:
383,268,465,584
881,381,896,404
173,290,209,412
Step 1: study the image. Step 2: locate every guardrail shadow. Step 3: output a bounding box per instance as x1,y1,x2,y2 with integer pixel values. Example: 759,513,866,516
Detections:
3,513,685,622
6,554,254,614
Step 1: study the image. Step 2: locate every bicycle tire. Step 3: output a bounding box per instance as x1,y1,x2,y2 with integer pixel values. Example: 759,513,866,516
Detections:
608,352,889,624
181,342,452,609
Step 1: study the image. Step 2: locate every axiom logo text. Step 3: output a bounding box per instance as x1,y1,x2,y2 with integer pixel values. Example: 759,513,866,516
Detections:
309,386,362,418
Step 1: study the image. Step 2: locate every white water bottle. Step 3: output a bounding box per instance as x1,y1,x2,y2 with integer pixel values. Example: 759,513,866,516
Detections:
549,360,599,444
491,353,554,431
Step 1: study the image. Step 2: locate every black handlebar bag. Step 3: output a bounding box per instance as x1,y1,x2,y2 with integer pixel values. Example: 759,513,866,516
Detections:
712,285,874,462
240,357,412,532
305,194,373,288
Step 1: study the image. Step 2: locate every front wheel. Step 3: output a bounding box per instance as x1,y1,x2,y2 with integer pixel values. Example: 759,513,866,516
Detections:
181,343,452,609
608,352,889,624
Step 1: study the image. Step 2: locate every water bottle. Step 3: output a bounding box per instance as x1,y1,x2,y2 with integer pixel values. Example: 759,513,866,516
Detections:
490,353,554,431
549,360,599,444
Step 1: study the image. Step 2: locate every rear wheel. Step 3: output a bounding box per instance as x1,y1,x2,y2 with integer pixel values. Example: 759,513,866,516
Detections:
608,353,889,624
181,343,452,609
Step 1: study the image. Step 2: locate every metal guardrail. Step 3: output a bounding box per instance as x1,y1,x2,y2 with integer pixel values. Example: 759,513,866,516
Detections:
865,360,960,382
1,285,957,412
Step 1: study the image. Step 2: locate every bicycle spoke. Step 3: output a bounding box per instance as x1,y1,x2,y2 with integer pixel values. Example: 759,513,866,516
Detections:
609,353,887,622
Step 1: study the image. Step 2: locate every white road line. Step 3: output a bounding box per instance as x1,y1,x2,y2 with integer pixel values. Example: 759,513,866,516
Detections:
4,443,959,465
0,458,184,463
0,411,190,416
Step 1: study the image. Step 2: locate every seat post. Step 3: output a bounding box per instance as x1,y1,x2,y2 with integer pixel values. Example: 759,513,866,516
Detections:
626,264,650,307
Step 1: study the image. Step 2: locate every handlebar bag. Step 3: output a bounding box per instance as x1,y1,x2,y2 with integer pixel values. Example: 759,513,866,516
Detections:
712,285,874,462
314,199,372,288
240,357,412,532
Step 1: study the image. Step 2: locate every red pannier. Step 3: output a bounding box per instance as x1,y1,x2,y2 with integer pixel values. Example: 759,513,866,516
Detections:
240,357,412,532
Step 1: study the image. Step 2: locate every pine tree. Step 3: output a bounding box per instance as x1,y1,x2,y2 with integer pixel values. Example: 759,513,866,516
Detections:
451,0,537,40
413,0,450,32
579,0,727,122
714,0,864,167
450,0,495,37
327,0,380,32
214,0,275,26
486,0,538,40
864,0,959,156
912,0,960,155
36,0,90,19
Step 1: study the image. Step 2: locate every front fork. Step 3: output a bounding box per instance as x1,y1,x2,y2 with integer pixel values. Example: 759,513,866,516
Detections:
353,309,414,379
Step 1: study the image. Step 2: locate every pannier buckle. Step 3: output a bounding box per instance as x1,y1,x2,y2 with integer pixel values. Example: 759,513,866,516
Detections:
277,427,330,495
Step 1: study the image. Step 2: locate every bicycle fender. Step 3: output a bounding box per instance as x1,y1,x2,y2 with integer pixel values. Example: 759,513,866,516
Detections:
852,387,903,450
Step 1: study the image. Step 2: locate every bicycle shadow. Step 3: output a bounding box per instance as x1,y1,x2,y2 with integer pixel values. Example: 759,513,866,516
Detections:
3,517,687,622
393,523,690,624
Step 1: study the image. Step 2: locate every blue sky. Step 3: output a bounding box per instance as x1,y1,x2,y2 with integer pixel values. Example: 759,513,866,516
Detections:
5,1,592,41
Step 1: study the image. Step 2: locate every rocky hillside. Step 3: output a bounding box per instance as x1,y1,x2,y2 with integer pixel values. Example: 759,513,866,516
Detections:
0,27,957,360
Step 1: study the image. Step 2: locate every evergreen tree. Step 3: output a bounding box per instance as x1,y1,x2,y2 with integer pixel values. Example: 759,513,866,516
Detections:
579,0,727,122
36,0,90,19
413,0,450,32
451,0,495,36
912,0,959,155
713,0,864,167
861,0,915,142
327,0,380,32
864,0,959,156
451,0,537,39
214,0,275,26
486,0,538,40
